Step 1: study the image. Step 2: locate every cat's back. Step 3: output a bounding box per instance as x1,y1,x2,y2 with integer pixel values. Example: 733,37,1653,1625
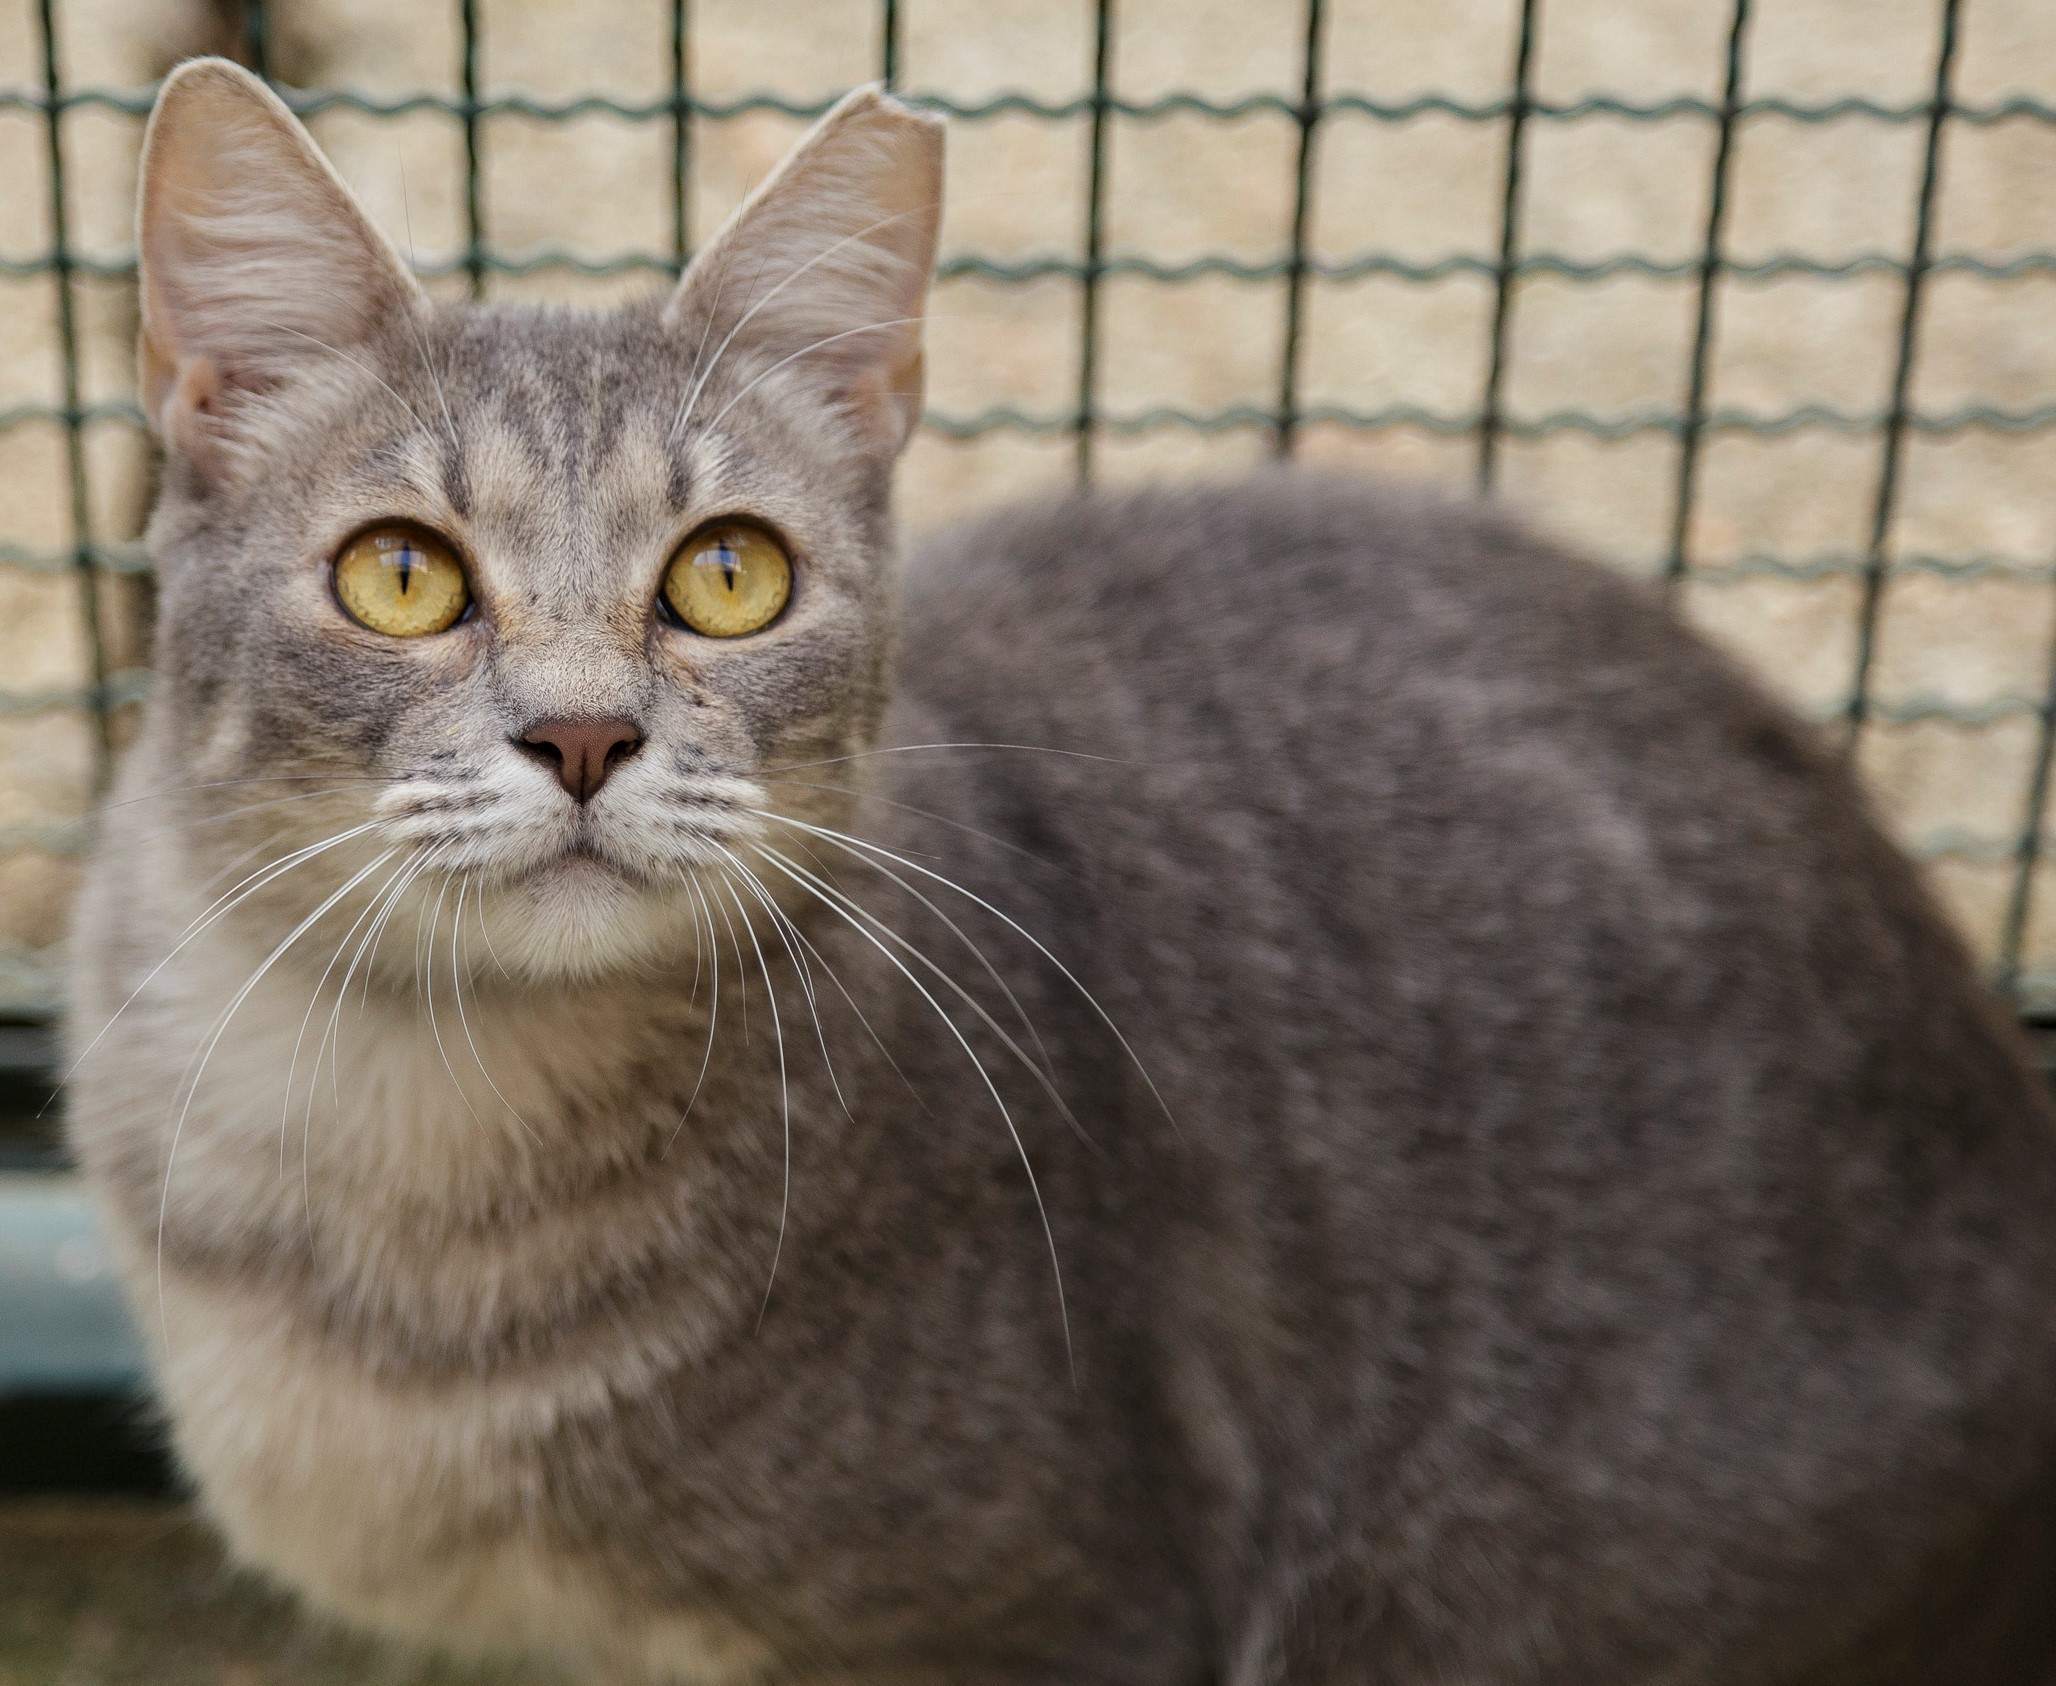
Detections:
895,468,1898,949
889,475,2056,1677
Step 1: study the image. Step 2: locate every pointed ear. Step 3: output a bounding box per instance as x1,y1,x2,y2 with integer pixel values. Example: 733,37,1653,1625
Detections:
136,57,425,477
662,85,943,461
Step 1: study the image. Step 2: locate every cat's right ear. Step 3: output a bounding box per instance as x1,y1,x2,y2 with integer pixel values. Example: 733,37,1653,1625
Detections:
661,86,943,462
136,58,424,480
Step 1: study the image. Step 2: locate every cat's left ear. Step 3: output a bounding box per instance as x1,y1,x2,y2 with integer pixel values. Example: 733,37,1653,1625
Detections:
662,86,943,461
136,57,426,479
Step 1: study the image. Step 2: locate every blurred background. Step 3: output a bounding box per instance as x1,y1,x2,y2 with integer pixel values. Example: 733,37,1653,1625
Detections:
2,0,2055,1673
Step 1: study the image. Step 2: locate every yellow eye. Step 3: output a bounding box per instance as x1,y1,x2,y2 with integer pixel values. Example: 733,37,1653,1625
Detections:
661,522,792,638
333,526,470,637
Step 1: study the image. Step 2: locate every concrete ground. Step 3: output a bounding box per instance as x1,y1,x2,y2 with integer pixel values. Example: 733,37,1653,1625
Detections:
0,1501,564,1685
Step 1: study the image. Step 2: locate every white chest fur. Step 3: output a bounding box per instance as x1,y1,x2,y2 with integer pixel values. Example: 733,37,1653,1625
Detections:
82,939,767,1682
144,1269,770,1681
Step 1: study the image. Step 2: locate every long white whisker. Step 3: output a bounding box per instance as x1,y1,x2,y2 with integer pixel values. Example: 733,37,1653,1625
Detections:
451,875,541,1143
757,821,1056,1082
280,850,412,1177
708,878,751,1043
91,785,400,859
155,845,397,1352
59,820,387,1095
686,863,708,1006
678,238,737,436
393,149,461,454
752,847,1075,1383
715,869,791,1329
254,316,434,441
306,846,434,1251
669,200,936,442
96,774,406,812
770,742,1143,775
757,843,1090,1152
715,845,850,1122
701,316,926,437
470,880,515,981
418,870,485,1131
664,875,724,1156
734,861,929,1115
761,776,1064,872
762,812,1174,1132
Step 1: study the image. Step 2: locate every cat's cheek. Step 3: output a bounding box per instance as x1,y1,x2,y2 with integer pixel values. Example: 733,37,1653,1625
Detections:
316,617,492,689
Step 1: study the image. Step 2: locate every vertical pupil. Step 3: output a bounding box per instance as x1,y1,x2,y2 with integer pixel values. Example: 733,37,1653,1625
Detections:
394,543,415,596
716,544,738,590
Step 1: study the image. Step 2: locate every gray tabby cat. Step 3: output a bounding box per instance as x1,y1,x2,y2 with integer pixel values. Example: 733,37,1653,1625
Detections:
64,56,2056,1685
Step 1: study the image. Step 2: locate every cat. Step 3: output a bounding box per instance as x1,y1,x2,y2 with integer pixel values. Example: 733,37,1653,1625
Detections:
64,55,2056,1685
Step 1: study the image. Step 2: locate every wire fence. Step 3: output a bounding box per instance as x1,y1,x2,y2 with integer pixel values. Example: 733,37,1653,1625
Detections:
4,0,2056,1017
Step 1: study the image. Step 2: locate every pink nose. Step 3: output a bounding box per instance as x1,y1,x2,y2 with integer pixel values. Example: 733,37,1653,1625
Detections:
516,717,642,803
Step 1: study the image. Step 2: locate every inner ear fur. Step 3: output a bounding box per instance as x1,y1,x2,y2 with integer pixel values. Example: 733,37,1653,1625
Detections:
136,57,424,473
662,84,944,459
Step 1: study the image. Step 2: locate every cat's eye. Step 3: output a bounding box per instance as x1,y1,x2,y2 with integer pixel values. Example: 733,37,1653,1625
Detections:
660,522,792,638
333,526,471,637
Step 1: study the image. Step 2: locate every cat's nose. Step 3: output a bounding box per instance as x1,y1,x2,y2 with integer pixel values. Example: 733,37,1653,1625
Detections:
515,717,643,803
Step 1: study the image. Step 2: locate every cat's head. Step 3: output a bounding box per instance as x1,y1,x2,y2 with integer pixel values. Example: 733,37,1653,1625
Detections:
130,59,941,977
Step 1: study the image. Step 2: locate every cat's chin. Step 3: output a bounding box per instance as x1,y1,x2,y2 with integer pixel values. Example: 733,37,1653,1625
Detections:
483,854,697,981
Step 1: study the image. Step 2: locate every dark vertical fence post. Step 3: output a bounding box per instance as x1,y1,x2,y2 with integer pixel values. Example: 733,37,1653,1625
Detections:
1477,0,1539,492
1665,0,1751,590
1844,0,1961,751
670,0,691,274
460,0,485,300
240,0,270,79
881,0,901,90
35,0,108,777
1076,0,1114,485
2000,615,2056,1004
1275,0,1324,457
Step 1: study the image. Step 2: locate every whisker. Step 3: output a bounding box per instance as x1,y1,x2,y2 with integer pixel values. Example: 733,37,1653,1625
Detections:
756,844,1090,1153
664,874,724,1157
751,846,1075,1384
89,785,399,858
715,845,851,1123
761,776,1066,873
770,742,1143,775
95,774,407,813
279,850,414,1178
306,845,435,1253
708,876,751,1043
729,861,928,1115
418,869,486,1133
467,879,516,981
57,819,388,1100
392,149,462,455
713,868,791,1329
677,237,737,437
451,874,541,1143
701,316,927,437
253,316,435,441
320,845,438,1130
669,200,937,443
155,846,397,1353
753,822,1057,1083
760,811,1175,1133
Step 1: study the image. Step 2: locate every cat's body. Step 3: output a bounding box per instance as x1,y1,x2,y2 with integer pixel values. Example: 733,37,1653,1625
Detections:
64,60,2056,1684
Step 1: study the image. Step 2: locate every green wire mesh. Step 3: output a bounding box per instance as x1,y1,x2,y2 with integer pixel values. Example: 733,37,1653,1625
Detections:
5,0,2056,1016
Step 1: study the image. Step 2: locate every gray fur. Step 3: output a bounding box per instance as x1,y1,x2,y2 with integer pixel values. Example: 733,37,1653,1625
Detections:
66,58,2056,1686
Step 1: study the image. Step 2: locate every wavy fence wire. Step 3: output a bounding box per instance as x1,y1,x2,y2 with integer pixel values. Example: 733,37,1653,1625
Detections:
3,0,2056,1025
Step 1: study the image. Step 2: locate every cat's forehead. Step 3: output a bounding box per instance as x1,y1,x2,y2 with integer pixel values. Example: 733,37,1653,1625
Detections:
344,302,704,598
430,302,690,479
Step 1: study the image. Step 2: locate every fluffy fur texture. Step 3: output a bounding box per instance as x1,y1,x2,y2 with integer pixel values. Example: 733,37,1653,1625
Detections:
68,57,2056,1684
